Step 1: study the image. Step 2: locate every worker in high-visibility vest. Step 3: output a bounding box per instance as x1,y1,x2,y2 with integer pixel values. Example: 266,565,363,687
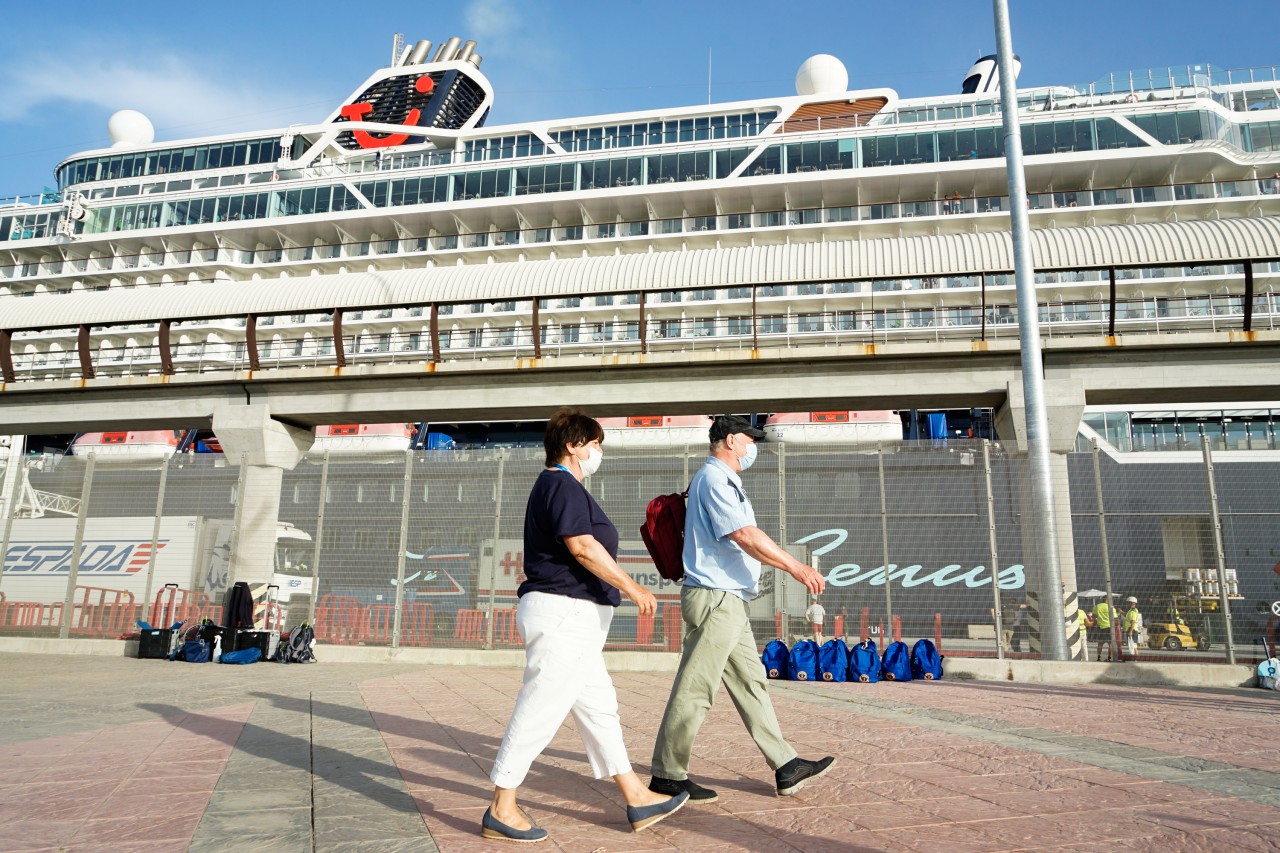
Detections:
1092,598,1114,662
1123,596,1143,657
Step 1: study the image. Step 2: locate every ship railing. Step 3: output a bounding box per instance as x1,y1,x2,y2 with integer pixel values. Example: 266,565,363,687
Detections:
8,288,1278,382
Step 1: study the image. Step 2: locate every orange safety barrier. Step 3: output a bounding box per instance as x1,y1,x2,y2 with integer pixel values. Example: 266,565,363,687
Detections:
149,585,217,629
365,605,395,644
68,585,136,638
934,612,943,651
636,610,655,645
399,602,435,647
774,611,784,639
860,607,870,642
454,609,486,643
892,615,902,642
663,602,682,652
492,607,520,646
1,599,59,630
314,594,368,644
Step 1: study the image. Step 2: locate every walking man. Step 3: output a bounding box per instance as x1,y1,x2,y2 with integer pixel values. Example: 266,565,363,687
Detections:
650,416,835,803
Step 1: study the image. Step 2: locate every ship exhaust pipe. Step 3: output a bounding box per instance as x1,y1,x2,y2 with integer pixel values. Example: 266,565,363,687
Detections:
407,40,433,65
435,37,461,62
456,39,477,64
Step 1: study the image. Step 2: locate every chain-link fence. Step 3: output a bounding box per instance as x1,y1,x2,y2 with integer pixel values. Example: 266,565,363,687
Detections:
2,438,1276,664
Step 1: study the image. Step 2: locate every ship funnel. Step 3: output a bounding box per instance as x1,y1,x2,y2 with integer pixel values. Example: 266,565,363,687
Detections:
961,53,1019,95
467,53,483,69
456,39,477,64
435,36,461,62
407,40,433,65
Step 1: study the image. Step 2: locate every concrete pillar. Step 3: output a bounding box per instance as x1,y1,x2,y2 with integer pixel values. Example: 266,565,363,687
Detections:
995,379,1086,658
211,405,313,592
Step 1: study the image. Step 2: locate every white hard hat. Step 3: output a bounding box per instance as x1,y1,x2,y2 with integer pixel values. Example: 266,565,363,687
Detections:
1126,596,1138,603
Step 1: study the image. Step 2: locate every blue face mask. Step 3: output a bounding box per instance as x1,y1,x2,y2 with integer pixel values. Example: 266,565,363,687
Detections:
738,441,758,471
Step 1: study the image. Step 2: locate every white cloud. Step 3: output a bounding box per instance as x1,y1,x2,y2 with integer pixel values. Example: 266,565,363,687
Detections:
0,46,328,137
465,0,521,43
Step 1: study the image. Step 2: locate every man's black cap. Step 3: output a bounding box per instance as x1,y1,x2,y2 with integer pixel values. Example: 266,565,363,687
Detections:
709,415,766,442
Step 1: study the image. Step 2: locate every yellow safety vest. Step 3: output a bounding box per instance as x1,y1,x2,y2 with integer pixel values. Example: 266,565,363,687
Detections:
1093,603,1111,629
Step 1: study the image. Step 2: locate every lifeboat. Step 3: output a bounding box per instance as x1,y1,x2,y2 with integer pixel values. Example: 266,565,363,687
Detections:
763,411,902,445
598,415,715,448
311,423,415,454
69,429,184,464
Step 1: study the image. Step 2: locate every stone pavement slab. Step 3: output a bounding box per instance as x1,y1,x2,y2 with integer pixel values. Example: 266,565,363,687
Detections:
1,652,1279,851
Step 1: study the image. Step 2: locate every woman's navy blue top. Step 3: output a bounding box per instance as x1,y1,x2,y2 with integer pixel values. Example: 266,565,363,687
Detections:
520,468,621,606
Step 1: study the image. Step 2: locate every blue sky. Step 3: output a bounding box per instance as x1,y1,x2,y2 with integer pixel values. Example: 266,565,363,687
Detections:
1,0,1275,197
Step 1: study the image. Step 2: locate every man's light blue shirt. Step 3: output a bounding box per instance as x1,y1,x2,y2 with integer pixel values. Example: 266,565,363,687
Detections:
682,455,760,601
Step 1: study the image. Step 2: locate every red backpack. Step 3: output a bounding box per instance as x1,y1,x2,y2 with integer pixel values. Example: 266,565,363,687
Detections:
640,488,689,582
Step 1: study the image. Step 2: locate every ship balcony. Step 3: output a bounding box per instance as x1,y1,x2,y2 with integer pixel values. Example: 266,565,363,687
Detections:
4,174,1279,296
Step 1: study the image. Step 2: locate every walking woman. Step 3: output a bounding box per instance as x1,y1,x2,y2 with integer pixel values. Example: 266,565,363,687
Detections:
483,408,687,843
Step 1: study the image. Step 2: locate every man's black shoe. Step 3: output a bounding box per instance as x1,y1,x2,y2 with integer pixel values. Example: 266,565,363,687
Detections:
775,756,835,796
648,776,719,803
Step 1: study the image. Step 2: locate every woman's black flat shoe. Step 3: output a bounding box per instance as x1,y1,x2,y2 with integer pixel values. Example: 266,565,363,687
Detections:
481,808,549,843
627,790,689,832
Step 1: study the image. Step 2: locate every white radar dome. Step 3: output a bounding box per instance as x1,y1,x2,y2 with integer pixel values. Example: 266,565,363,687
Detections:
795,54,849,96
107,110,155,148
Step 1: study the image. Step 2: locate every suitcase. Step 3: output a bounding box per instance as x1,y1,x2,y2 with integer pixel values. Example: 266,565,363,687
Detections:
138,628,176,659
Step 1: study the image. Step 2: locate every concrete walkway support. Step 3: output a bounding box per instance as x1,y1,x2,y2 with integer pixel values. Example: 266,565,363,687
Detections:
995,378,1086,658
211,405,312,593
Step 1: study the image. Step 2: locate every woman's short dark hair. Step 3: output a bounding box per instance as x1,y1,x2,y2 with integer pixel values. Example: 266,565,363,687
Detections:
544,407,605,467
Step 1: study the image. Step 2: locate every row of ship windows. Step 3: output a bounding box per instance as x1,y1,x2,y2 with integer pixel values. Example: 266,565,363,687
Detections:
57,112,780,189
3,177,1277,283
25,111,1279,246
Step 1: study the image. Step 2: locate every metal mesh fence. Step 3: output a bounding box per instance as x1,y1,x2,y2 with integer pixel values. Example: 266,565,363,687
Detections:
2,438,1276,665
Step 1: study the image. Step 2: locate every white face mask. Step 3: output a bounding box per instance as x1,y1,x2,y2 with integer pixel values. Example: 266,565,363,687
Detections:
579,446,603,477
738,441,758,471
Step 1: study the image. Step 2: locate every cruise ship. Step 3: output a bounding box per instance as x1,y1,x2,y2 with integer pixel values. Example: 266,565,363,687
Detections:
2,38,1279,389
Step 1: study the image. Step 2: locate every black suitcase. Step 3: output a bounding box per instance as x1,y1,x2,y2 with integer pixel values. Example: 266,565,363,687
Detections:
232,630,277,659
137,628,175,659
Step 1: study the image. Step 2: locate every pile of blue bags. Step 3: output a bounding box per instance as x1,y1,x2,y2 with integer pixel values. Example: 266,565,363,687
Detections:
762,637,943,683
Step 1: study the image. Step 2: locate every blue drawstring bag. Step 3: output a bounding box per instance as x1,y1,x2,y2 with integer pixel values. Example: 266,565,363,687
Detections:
850,640,882,683
788,640,819,681
911,638,943,680
762,640,789,679
818,638,849,682
882,641,913,681
220,647,262,665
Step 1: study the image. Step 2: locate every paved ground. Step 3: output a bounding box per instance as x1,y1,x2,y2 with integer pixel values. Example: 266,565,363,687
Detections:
1,653,1279,852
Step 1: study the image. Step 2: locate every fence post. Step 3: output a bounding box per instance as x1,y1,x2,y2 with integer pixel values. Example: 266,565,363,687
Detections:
983,440,1004,660
777,442,789,642
878,445,893,632
1201,435,1236,665
59,454,96,639
141,459,171,625
484,449,506,650
308,451,330,625
390,449,414,650
0,448,27,592
1091,439,1117,660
